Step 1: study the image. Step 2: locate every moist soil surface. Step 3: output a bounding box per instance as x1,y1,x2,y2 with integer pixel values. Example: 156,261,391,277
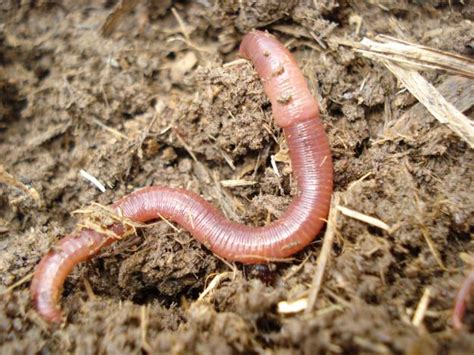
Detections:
1,1,473,354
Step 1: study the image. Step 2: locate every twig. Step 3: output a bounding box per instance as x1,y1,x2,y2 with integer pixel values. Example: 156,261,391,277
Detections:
83,278,96,300
0,272,34,295
171,7,190,41
90,117,130,141
306,193,340,312
175,133,198,163
282,252,313,281
140,305,152,353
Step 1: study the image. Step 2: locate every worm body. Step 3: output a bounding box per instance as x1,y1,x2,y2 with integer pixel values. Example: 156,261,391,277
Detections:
452,270,474,330
31,30,333,323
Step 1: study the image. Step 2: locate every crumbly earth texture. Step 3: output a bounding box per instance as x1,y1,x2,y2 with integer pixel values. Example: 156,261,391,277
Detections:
1,1,473,353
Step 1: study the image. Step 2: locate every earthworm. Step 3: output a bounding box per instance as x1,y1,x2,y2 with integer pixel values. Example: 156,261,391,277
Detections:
452,270,474,330
30,30,333,324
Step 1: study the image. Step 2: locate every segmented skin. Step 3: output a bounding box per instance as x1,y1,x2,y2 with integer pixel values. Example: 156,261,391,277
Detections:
452,270,474,330
30,30,334,324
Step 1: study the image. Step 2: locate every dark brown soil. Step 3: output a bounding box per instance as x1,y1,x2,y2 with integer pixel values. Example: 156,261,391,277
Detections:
1,1,473,354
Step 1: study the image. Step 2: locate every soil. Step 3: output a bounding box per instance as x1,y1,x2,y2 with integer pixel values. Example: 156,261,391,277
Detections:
1,1,473,354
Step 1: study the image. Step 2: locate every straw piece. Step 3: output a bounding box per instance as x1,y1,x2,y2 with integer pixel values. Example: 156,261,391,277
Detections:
382,61,474,148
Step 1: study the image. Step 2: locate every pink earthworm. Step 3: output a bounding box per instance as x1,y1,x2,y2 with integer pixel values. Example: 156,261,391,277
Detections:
30,30,333,323
452,270,474,330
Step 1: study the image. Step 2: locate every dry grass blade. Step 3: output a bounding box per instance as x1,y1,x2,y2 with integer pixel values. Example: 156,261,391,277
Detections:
171,7,190,41
349,36,474,148
83,278,96,300
167,7,211,54
382,61,474,148
0,272,33,296
73,202,145,240
79,169,106,192
359,36,474,79
157,212,181,233
418,222,448,271
140,305,152,353
90,117,130,141
282,252,312,281
353,336,390,354
101,0,139,36
306,193,340,312
223,59,248,68
175,133,198,162
412,287,431,328
198,272,233,301
271,23,337,49
377,75,474,145
0,165,42,206
271,24,312,40
337,205,392,233
220,179,257,187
